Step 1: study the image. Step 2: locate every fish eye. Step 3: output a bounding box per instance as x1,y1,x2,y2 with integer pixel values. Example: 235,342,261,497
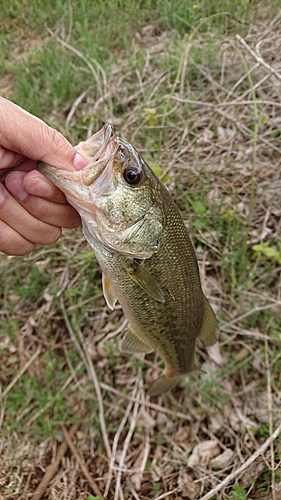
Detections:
123,165,142,186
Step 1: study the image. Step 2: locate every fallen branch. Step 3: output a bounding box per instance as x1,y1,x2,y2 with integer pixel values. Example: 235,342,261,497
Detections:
200,422,281,500
61,423,105,499
32,423,78,500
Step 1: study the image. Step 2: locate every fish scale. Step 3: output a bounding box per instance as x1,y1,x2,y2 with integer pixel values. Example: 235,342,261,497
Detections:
38,124,218,396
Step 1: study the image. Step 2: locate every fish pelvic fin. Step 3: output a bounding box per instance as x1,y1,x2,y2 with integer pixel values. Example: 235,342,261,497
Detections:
197,296,219,346
126,260,165,303
148,368,202,397
121,328,153,353
102,272,117,310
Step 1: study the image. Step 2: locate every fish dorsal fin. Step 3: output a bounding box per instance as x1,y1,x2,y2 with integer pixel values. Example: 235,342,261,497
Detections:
197,296,219,346
126,260,165,303
121,328,153,353
102,272,117,310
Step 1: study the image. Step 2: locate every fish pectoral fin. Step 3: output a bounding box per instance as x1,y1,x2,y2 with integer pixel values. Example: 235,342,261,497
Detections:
121,328,153,353
102,272,117,310
126,260,165,303
197,296,219,346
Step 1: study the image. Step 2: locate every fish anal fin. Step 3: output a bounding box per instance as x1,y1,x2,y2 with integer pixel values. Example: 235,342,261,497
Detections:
102,272,117,310
121,328,153,353
197,296,219,346
126,260,165,303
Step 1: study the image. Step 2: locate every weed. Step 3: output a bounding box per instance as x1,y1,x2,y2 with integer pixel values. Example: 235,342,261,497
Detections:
230,485,247,500
151,482,161,496
253,241,281,265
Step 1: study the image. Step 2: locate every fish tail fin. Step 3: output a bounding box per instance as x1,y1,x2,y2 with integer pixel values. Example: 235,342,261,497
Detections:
197,296,219,346
148,374,183,397
148,368,202,397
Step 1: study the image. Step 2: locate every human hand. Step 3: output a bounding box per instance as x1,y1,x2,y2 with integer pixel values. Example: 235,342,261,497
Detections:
0,97,88,256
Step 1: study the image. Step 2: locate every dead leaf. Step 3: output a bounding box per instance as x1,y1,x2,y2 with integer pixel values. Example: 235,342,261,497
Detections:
198,128,214,144
157,412,174,434
187,440,220,468
173,425,191,443
240,455,266,486
210,448,234,469
207,343,224,366
209,413,224,433
178,470,200,499
217,125,236,143
129,446,150,491
137,409,156,429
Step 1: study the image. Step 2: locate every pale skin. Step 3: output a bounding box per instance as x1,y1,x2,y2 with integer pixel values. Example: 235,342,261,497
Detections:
0,97,89,256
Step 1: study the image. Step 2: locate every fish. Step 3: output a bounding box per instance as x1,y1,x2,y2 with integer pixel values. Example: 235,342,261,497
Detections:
37,124,219,396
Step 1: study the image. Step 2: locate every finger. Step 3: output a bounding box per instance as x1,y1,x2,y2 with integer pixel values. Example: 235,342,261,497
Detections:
0,97,88,171
0,160,39,184
6,169,67,205
23,196,81,229
0,219,35,256
0,145,24,170
4,172,81,228
0,183,62,245
22,170,68,204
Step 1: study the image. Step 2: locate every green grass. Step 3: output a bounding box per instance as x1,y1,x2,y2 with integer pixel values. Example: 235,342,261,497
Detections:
2,0,279,128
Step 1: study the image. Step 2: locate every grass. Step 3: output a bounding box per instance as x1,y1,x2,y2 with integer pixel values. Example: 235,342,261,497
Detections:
1,0,281,499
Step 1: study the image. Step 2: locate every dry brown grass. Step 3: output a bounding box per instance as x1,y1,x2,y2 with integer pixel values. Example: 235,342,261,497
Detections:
1,10,281,500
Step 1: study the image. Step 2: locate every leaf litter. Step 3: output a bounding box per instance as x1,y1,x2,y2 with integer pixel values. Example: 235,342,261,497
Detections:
1,6,281,500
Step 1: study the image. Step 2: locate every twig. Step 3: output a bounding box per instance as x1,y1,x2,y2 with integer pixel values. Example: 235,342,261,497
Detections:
0,402,4,431
169,94,281,155
32,424,78,500
114,379,141,500
85,350,112,460
60,296,111,460
222,303,278,329
154,487,181,500
104,382,139,496
0,348,41,399
61,423,104,499
135,425,150,490
221,324,274,342
199,422,281,500
99,381,192,422
66,89,89,125
47,28,106,95
60,296,88,367
236,34,281,82
265,337,276,500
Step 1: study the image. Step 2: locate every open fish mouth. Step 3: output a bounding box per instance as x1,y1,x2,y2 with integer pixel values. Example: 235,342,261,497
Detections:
37,123,117,190
77,122,114,162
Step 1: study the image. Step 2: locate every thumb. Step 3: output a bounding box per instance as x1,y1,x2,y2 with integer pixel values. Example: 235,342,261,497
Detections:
36,125,89,171
0,97,88,171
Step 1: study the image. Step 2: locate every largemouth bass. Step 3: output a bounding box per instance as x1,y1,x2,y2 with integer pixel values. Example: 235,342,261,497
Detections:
38,124,218,396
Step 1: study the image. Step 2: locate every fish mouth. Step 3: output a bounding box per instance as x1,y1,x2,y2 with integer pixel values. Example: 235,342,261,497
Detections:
37,123,117,194
76,122,114,162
